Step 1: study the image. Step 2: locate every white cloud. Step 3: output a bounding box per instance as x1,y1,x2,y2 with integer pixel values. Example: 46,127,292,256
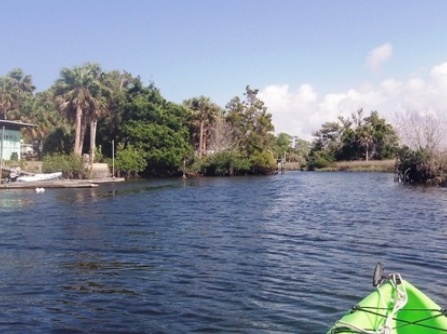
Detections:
260,61,447,142
431,62,447,79
366,43,393,72
430,62,447,94
380,79,402,96
258,84,319,141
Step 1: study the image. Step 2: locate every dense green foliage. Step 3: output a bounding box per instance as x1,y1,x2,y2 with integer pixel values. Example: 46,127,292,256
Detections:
307,109,398,170
11,64,447,184
395,146,447,185
113,144,147,178
97,82,193,176
200,150,251,176
42,153,86,179
43,126,73,155
1,66,289,177
396,146,432,184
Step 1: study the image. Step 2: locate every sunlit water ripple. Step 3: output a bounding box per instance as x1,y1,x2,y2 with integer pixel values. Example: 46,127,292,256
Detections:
0,172,446,333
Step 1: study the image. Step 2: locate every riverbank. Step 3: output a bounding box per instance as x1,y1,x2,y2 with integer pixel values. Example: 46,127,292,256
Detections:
0,161,125,189
284,159,396,172
0,177,125,189
331,159,396,172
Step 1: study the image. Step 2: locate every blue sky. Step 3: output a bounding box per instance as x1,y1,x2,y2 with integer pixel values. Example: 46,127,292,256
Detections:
1,1,447,139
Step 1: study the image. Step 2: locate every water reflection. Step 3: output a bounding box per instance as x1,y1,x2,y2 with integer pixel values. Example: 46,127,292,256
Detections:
52,179,187,205
0,196,34,212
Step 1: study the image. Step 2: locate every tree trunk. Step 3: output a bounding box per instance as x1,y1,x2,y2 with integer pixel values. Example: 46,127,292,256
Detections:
74,105,83,156
90,120,97,163
203,128,207,155
79,120,87,158
199,119,204,159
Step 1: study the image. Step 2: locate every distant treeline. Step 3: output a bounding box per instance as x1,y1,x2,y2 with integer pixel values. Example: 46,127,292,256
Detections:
0,64,306,177
1,64,445,184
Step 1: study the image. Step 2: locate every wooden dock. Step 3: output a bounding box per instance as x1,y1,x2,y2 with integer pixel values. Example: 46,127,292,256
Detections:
0,177,125,190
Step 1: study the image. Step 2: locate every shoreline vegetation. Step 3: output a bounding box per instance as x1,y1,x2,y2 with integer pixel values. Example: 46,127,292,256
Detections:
1,65,445,185
324,159,396,173
284,159,396,173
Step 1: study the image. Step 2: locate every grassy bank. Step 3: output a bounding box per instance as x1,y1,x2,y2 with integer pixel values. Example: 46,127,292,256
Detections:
326,159,396,172
283,162,303,171
284,159,396,172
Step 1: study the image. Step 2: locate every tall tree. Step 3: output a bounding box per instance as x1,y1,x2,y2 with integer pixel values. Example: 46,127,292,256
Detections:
8,68,35,95
95,71,140,158
207,110,236,153
226,86,275,156
53,63,104,158
275,133,292,159
224,86,276,174
0,69,35,120
112,82,192,175
0,77,15,120
183,96,220,158
225,96,246,149
351,108,364,128
395,109,445,155
310,109,398,164
356,123,375,161
364,110,398,160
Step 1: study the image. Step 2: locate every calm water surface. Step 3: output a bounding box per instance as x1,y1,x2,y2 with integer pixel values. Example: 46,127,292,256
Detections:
1,172,447,333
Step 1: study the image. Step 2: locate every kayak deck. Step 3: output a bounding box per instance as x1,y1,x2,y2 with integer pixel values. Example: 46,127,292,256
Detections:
328,279,447,333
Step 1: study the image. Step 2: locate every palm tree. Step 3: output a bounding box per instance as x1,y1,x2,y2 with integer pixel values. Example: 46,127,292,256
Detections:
30,91,63,139
94,70,136,159
1,69,36,121
0,69,36,120
351,108,364,128
8,68,35,95
86,77,111,163
357,124,375,161
0,77,16,120
53,63,103,158
183,96,220,158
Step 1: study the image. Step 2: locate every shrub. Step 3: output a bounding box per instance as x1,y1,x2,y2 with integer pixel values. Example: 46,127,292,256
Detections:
201,150,251,176
43,153,87,179
113,144,147,178
396,146,436,184
306,150,335,171
249,150,277,174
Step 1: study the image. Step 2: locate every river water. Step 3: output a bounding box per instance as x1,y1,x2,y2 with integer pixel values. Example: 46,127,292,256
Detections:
1,172,446,333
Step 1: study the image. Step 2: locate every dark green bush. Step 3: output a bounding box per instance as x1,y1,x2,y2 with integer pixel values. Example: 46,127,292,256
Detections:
306,150,335,171
43,153,87,179
201,150,251,176
113,144,147,178
249,150,277,175
396,146,435,184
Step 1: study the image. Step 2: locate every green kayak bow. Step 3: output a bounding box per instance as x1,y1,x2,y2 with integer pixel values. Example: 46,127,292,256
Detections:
328,263,447,334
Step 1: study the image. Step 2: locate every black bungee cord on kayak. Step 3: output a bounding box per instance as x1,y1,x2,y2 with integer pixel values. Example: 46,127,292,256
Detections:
329,263,447,334
332,267,407,334
342,306,447,333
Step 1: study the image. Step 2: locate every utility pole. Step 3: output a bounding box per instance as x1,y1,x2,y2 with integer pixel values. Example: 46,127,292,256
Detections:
112,140,115,178
0,125,4,181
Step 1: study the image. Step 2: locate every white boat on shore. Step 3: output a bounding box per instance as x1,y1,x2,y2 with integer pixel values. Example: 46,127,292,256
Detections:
16,172,62,183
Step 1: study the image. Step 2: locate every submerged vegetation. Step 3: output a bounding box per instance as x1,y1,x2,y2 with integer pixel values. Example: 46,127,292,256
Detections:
1,64,446,185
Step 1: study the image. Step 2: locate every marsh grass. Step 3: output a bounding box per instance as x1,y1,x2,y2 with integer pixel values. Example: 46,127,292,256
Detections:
284,159,396,172
329,159,396,172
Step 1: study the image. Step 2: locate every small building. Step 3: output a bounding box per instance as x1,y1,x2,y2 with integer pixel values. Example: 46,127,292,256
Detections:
0,120,35,161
